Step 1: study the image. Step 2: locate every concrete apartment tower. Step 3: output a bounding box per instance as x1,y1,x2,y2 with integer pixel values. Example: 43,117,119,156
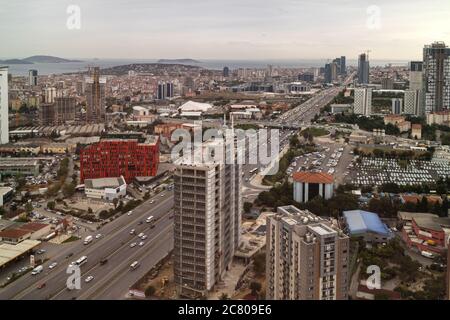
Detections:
0,66,9,144
354,88,372,116
85,67,106,123
173,137,242,298
266,206,350,300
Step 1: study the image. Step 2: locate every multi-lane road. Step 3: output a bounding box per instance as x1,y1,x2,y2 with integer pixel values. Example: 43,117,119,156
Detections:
0,192,174,300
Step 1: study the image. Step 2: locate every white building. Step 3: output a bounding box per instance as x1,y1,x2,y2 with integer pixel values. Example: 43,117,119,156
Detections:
173,139,242,298
0,66,8,144
44,87,57,104
293,172,334,203
84,176,127,201
178,101,212,113
353,88,372,116
404,89,422,116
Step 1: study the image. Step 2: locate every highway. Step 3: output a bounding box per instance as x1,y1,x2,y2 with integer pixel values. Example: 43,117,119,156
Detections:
0,191,174,300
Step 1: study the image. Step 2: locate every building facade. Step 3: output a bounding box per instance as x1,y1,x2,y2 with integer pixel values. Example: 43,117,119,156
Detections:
266,206,349,300
80,138,159,183
0,67,8,144
358,53,370,84
423,42,450,113
353,88,372,116
293,172,334,203
173,140,242,298
28,69,38,86
391,98,403,114
85,67,106,123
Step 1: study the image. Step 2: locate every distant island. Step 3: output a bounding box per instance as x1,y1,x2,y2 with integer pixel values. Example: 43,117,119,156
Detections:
157,58,201,64
0,55,83,64
99,63,203,76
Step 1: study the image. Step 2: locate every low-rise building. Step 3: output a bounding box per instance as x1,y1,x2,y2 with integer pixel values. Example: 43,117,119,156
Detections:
0,187,13,207
84,176,127,201
342,210,393,243
427,111,450,126
411,124,422,140
0,158,40,177
292,172,334,203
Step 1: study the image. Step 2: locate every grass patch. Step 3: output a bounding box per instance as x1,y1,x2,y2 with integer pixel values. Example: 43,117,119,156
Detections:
62,236,80,243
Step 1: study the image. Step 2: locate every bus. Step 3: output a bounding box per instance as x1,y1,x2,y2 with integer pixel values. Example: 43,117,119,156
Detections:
75,256,88,266
249,168,258,175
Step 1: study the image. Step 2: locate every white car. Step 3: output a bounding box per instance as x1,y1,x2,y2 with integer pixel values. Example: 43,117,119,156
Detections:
48,262,58,269
85,276,94,283
130,242,137,248
95,234,102,239
150,200,155,204
141,235,148,240
127,211,133,216
129,229,136,235
160,194,165,197
138,233,145,238
138,241,145,246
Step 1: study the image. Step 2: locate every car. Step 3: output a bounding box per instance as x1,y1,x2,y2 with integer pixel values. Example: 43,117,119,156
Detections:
95,234,102,239
150,224,155,229
141,235,148,240
138,221,143,225
127,211,133,216
66,253,74,259
37,283,46,289
100,258,108,265
130,242,137,248
85,276,94,283
150,200,155,204
138,241,145,246
36,249,46,255
49,262,58,269
160,194,165,197
129,229,136,235
138,232,144,238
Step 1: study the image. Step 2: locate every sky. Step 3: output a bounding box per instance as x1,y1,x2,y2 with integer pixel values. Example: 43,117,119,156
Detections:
1,0,450,60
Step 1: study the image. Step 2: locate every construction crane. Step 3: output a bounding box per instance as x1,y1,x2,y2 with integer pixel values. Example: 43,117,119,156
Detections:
366,50,372,59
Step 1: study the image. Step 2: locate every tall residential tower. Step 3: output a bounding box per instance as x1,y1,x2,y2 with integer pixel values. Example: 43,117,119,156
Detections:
0,67,9,144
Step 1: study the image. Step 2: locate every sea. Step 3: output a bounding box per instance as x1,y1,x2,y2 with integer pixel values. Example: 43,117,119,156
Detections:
4,58,409,76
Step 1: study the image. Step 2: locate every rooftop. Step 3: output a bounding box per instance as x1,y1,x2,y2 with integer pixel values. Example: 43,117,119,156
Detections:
292,171,334,184
343,210,391,236
85,176,126,189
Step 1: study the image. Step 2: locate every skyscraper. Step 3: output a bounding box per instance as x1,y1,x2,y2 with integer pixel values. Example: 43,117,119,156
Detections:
266,206,349,300
423,42,450,112
392,98,403,114
223,66,230,77
409,61,423,91
324,62,338,84
28,69,38,86
44,87,57,104
358,53,370,84
404,90,422,116
85,67,106,123
340,56,346,75
157,82,174,100
354,88,372,116
55,97,76,125
0,66,9,144
173,138,242,298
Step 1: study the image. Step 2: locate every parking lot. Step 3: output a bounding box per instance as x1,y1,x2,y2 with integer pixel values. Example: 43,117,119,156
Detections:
350,158,450,186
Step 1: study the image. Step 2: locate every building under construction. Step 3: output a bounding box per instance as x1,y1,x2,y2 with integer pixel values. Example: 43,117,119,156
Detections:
85,67,106,123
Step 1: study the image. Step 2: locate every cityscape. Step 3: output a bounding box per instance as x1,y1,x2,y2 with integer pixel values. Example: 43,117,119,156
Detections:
1,0,450,305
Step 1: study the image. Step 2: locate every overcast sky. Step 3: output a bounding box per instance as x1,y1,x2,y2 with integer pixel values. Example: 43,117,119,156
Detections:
1,0,449,60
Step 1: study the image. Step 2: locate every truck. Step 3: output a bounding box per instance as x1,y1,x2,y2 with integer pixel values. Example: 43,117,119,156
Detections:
31,265,43,275
83,235,93,245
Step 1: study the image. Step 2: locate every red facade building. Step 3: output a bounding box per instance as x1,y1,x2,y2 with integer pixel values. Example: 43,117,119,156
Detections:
80,138,159,183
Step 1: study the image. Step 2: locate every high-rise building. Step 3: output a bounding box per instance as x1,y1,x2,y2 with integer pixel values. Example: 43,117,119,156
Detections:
358,53,370,84
391,98,403,114
55,97,76,125
404,90,422,116
0,66,9,144
324,62,338,84
354,88,372,116
223,66,230,78
85,67,106,123
28,69,38,86
44,87,57,104
409,61,424,91
423,42,450,112
157,82,174,100
80,136,159,183
381,77,394,90
340,56,346,75
166,82,174,99
266,205,349,300
173,139,242,298
38,104,55,126
298,73,314,83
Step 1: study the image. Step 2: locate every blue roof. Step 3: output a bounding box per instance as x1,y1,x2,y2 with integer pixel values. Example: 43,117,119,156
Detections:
343,210,391,236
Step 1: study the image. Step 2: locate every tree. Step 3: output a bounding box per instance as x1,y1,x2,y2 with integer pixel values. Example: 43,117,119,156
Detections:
88,207,93,214
47,201,56,210
145,285,156,297
243,202,252,214
62,183,76,198
219,293,230,300
25,202,33,213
